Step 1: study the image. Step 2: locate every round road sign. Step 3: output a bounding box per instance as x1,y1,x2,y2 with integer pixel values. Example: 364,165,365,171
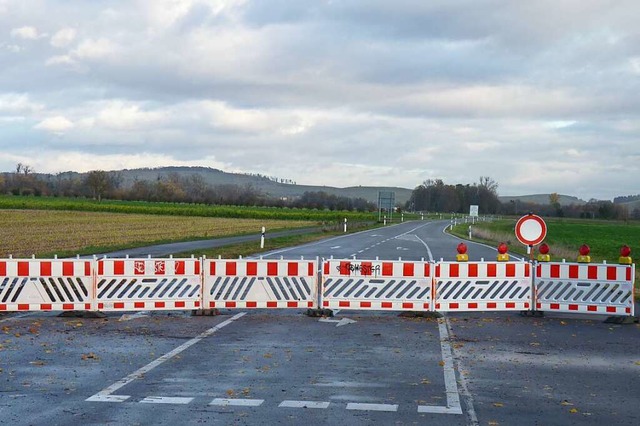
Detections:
515,214,547,246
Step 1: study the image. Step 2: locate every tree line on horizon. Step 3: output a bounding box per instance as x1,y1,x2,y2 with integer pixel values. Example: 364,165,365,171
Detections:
0,165,637,220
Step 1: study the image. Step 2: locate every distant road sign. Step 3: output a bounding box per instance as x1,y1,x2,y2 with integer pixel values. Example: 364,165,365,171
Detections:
469,205,479,217
515,214,547,246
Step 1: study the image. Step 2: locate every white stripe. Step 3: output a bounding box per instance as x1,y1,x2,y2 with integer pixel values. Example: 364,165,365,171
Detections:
346,403,398,412
442,317,479,424
279,400,330,409
140,396,193,405
209,398,264,407
418,405,463,414
85,312,246,402
85,394,130,403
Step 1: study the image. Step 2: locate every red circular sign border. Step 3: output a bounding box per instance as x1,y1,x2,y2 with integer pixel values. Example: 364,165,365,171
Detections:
515,214,547,246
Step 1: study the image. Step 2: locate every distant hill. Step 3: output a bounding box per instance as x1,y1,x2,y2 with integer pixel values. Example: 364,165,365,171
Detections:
80,166,415,205
499,194,587,206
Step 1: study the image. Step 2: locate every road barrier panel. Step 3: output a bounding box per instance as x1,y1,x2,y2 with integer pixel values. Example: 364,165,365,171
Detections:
435,261,532,312
203,258,317,309
95,258,202,311
0,259,93,311
321,259,433,311
535,262,635,316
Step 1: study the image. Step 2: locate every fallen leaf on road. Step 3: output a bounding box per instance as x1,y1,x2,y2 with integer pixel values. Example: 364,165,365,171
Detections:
561,400,573,406
81,353,99,361
634,361,640,366
30,361,45,366
488,421,499,425
439,361,445,367
421,378,431,385
493,403,504,408
226,389,235,397
569,408,579,414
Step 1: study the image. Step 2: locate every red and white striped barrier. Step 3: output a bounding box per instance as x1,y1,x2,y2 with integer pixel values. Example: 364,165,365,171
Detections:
203,259,318,309
435,262,532,312
536,262,635,316
321,260,433,311
0,259,93,312
95,258,202,311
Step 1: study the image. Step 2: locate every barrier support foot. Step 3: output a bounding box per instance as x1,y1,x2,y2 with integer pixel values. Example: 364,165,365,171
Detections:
191,309,220,317
306,308,333,317
58,311,106,319
604,316,637,325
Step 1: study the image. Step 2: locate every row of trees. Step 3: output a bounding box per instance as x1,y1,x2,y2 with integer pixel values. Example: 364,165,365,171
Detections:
407,177,502,214
0,165,377,212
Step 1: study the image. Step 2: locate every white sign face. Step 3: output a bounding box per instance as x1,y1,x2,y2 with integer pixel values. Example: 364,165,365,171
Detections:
515,214,547,246
469,205,479,217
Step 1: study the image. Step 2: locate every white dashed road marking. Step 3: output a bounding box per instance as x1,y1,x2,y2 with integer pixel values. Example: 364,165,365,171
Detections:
140,396,194,405
346,403,398,412
209,398,265,407
279,400,330,409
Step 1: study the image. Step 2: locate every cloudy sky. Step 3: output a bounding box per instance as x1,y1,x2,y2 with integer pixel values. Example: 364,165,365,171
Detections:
1,0,639,200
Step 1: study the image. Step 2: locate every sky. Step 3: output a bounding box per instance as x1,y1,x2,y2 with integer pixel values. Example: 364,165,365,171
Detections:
1,0,639,201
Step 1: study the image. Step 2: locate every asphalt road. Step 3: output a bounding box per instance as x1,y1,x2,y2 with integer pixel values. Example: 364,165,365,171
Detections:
1,220,638,425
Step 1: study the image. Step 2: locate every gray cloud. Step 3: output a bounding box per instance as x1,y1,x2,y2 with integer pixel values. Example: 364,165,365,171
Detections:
0,0,639,200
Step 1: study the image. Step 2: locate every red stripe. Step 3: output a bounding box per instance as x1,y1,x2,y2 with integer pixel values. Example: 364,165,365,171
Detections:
226,301,237,308
551,303,560,310
423,303,430,310
194,261,201,275
247,262,257,276
85,262,91,276
210,262,216,275
0,304,6,310
98,303,104,309
324,262,330,275
506,302,515,309
246,301,257,308
506,263,516,277
288,262,299,276
382,262,393,276
85,304,91,310
626,308,631,314
18,304,30,311
536,264,542,277
588,265,598,280
524,303,530,309
114,260,125,275
360,301,372,308
308,263,315,276
98,261,104,276
403,263,414,277
627,267,632,282
195,301,200,308
226,262,237,276
339,301,350,307
18,261,29,277
450,263,459,278
63,261,74,277
468,302,478,309
488,302,497,309
536,303,541,309
435,264,440,277
424,263,430,277
175,301,186,308
402,302,413,309
114,302,125,309
468,263,478,278
307,302,314,308
155,302,166,308
267,262,278,276
361,262,372,276
487,263,497,278
287,301,298,308
267,301,278,308
381,302,392,309
588,305,597,312
569,265,579,279
606,267,617,281
41,304,52,310
322,301,329,307
134,302,145,309
209,302,216,308
525,263,530,277
174,261,185,275
0,261,5,276
40,261,52,277
339,261,351,275
606,306,616,313
450,303,459,309
550,264,560,278
568,304,579,311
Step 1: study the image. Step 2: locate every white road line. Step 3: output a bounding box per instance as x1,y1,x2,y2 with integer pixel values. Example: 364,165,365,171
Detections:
413,234,434,262
140,396,194,405
418,405,464,414
86,395,130,403
210,398,264,407
279,400,330,409
444,316,479,425
346,403,398,412
434,318,464,415
86,312,246,403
